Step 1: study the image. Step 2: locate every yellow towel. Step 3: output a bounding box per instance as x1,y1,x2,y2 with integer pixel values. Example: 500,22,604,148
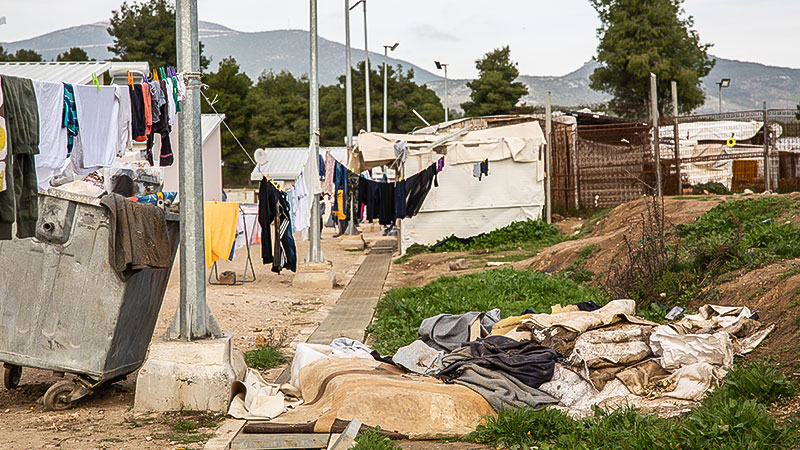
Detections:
335,190,347,220
204,201,239,267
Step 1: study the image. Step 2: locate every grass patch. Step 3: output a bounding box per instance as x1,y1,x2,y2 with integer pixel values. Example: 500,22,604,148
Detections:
469,361,800,450
368,268,607,355
691,181,731,195
574,208,613,238
561,245,597,284
394,243,428,264
352,429,401,450
243,345,287,370
164,433,209,444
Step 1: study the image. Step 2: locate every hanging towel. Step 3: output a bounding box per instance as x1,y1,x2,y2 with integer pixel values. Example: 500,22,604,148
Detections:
116,85,132,156
130,84,146,141
204,201,240,268
62,83,79,158
73,84,120,170
323,152,335,196
141,83,153,140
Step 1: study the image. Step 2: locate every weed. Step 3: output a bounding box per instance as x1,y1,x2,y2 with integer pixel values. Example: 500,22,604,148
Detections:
562,245,597,283
394,244,428,264
352,429,401,450
368,268,607,355
691,181,730,195
164,433,209,444
470,407,574,449
574,208,613,238
710,361,798,405
243,345,287,370
432,220,564,253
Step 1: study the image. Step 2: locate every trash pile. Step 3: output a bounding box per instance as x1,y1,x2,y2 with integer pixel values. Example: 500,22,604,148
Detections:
231,300,774,438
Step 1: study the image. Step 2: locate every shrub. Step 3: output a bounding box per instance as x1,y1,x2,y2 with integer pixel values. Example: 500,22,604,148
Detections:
691,181,730,195
352,429,401,450
243,345,286,370
432,220,564,253
711,361,798,405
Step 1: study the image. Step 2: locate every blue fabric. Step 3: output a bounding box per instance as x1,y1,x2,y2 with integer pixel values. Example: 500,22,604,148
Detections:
318,154,325,178
62,83,79,157
394,179,407,219
332,161,348,213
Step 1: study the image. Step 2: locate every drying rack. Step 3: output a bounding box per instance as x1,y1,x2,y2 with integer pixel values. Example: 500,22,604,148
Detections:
208,204,257,285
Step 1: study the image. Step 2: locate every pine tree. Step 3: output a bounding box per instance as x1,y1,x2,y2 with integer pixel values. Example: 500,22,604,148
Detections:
461,46,528,117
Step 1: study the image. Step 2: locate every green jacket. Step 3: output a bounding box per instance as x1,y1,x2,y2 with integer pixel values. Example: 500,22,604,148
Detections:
0,75,40,239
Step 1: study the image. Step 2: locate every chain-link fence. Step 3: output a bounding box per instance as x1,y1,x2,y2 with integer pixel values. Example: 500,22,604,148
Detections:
548,107,800,211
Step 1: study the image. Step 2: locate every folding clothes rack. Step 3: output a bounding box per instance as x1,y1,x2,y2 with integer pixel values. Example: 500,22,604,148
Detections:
208,204,257,285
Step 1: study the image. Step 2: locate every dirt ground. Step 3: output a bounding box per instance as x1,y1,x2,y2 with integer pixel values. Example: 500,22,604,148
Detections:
0,225,383,450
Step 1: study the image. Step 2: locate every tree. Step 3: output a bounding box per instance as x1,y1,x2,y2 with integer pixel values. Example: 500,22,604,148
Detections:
57,47,94,62
461,46,528,117
108,0,209,71
0,45,43,62
201,57,254,185
319,61,445,144
590,0,714,118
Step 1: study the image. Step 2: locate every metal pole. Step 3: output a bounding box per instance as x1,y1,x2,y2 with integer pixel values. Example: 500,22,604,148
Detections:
650,73,663,198
307,0,323,263
763,101,769,192
545,92,552,224
718,84,722,114
170,0,220,340
671,81,681,195
344,0,358,235
362,1,371,132
383,47,388,133
444,65,449,122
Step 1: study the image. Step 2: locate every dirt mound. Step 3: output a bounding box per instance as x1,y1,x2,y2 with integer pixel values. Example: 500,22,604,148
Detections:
522,197,721,276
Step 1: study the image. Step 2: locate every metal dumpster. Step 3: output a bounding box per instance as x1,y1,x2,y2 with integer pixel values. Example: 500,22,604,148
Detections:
0,189,179,409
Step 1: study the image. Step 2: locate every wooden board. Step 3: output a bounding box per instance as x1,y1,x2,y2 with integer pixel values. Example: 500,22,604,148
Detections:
230,433,330,450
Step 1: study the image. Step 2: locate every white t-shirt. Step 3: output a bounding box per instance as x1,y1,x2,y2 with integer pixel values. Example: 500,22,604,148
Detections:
33,80,68,190
293,171,311,233
165,78,176,127
73,84,120,170
116,85,132,156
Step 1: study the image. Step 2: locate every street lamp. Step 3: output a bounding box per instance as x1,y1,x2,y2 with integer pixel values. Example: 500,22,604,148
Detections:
435,61,449,122
343,0,358,235
383,42,398,133
350,0,371,131
717,78,731,114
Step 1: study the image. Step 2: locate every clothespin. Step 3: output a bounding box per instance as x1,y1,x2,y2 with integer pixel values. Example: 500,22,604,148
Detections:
127,72,133,86
91,73,101,91
160,67,166,80
153,69,159,82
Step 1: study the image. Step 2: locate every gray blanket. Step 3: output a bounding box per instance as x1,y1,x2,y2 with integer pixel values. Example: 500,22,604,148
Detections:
100,193,171,280
418,309,501,352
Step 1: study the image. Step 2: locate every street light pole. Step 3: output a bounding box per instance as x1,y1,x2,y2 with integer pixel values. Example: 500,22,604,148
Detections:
435,61,448,122
383,43,398,133
716,78,731,114
170,0,221,340
343,0,358,235
307,0,323,263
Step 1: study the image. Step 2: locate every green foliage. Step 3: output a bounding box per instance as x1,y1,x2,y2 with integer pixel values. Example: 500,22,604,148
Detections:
352,429,401,450
461,46,529,117
433,220,564,253
108,0,209,71
469,364,800,449
57,47,93,62
590,0,714,118
394,243,428,264
243,345,286,370
562,245,598,284
248,71,310,148
0,45,43,62
691,181,730,195
201,57,254,185
368,268,606,355
710,361,798,405
320,61,444,143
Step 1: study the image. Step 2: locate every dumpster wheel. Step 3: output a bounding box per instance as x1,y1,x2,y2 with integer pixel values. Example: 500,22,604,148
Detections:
4,364,22,389
43,380,87,411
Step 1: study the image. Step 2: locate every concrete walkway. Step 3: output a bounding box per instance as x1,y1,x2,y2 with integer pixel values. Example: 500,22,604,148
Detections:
215,239,396,450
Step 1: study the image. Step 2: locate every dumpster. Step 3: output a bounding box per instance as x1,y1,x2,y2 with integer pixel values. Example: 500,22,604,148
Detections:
0,189,179,410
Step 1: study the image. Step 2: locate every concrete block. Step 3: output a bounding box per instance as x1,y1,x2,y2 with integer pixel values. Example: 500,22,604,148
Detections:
293,262,335,289
338,234,365,251
134,332,245,413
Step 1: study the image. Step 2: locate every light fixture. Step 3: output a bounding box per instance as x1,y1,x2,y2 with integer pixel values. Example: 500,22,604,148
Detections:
719,78,731,88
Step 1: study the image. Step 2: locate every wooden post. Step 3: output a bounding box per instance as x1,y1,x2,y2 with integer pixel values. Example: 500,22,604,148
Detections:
545,92,552,223
671,81,681,195
650,73,663,197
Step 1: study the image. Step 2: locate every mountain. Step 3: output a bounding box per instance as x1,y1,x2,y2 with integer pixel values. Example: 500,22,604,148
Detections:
4,23,799,115
0,22,440,86
426,58,800,115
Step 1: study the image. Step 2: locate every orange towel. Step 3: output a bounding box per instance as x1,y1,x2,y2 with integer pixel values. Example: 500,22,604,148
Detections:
204,201,239,267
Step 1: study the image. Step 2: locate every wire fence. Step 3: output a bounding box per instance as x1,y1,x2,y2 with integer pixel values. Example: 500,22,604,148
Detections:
549,107,800,212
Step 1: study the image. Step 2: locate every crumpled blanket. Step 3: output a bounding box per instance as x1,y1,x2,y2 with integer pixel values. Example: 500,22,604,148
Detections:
392,340,444,375
521,299,656,334
438,336,560,389
419,309,501,352
100,193,171,280
649,325,734,371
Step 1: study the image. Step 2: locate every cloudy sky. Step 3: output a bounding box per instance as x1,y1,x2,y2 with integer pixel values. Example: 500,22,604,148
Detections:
2,0,798,79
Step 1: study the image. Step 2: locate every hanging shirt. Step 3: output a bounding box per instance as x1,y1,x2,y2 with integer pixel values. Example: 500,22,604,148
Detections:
323,151,335,196
293,171,311,233
32,80,67,191
149,81,166,125
141,83,153,140
394,179,407,220
62,83,79,158
204,201,239,268
73,84,120,170
164,77,177,127
405,164,437,218
116,85,132,156
378,182,395,225
171,76,181,113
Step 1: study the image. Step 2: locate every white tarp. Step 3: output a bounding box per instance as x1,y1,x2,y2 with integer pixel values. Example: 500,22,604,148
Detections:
372,121,547,253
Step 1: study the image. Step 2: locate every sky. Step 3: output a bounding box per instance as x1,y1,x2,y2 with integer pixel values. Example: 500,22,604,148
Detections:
1,0,799,79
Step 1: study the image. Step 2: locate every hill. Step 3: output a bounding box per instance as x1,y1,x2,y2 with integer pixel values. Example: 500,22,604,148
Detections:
3,23,799,114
